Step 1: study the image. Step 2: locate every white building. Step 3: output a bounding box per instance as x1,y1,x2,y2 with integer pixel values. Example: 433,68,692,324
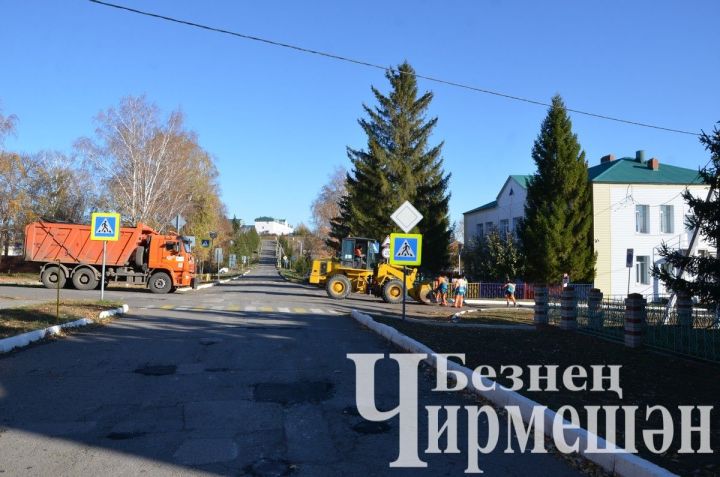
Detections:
464,152,714,298
463,175,530,241
254,218,294,236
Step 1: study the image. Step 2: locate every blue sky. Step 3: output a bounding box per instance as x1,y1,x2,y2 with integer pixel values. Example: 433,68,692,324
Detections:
2,1,718,230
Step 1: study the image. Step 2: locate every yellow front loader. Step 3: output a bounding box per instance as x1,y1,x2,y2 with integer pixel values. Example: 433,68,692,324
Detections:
308,237,433,304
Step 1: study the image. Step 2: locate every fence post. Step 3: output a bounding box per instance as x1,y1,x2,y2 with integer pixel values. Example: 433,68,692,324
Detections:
624,293,646,348
677,292,693,329
560,286,577,330
587,288,604,329
534,285,548,326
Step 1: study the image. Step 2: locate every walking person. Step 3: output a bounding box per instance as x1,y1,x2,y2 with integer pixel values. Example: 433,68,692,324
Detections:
437,274,449,306
504,276,517,307
453,275,467,308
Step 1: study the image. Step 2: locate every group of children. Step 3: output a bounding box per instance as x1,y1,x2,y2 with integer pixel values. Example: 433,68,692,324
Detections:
433,275,518,308
433,274,467,308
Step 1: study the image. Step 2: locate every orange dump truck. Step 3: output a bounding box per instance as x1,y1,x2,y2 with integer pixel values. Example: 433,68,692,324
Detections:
24,221,196,293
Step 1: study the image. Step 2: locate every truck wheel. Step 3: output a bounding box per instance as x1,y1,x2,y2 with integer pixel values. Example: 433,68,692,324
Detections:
149,272,172,294
326,274,351,300
72,268,99,291
382,279,404,304
41,266,66,290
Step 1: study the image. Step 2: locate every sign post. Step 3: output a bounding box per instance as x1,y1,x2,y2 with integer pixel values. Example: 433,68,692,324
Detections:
390,202,424,321
626,248,634,295
90,212,121,301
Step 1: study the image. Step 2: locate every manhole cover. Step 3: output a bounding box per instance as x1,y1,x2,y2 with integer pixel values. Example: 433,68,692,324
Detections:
134,365,177,376
352,421,391,434
253,381,334,406
243,458,295,476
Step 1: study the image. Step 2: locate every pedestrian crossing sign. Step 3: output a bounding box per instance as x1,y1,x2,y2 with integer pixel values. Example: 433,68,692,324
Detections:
90,212,121,241
389,233,422,266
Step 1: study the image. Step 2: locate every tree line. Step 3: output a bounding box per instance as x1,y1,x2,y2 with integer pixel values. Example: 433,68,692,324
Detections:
0,96,231,267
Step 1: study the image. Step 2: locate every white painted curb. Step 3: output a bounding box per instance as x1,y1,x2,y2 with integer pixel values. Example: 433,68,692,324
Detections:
0,304,129,354
350,309,678,477
177,271,250,293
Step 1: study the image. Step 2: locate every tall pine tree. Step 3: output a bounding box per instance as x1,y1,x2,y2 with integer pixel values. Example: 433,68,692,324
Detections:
519,95,596,284
653,122,720,308
331,62,451,272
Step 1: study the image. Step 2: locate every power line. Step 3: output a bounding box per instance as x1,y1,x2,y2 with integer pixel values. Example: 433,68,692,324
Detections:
89,0,701,137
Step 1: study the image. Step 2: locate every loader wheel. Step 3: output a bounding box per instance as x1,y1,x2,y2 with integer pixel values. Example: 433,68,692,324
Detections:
149,272,173,294
326,274,351,300
41,266,66,290
72,268,99,291
382,279,404,304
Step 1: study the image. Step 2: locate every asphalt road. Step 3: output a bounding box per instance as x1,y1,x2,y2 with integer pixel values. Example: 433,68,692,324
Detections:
0,241,585,476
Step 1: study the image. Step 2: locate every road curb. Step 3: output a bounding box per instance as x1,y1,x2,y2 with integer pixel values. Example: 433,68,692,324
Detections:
350,309,678,477
176,271,250,293
0,304,129,354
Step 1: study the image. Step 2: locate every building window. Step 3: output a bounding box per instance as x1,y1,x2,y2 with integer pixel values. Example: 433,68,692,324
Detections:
635,205,649,234
499,219,509,236
636,256,649,284
485,222,494,234
660,205,674,233
476,223,484,238
512,216,523,232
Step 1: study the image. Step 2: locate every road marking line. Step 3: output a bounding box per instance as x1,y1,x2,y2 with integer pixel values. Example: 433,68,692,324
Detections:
210,306,224,310
175,306,190,311
245,306,257,312
310,308,324,314
160,305,173,310
259,306,273,313
277,307,291,313
292,307,307,313
227,305,241,311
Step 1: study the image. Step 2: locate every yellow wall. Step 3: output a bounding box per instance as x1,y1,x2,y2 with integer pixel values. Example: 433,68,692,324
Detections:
592,183,612,294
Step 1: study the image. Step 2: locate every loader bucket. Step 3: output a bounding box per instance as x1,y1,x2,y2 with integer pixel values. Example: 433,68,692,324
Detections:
409,283,434,305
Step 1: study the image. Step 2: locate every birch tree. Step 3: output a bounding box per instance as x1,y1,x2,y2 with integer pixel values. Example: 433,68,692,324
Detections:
26,151,94,223
76,95,197,229
0,107,28,262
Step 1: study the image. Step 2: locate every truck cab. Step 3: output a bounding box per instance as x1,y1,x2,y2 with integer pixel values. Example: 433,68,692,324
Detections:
146,235,196,291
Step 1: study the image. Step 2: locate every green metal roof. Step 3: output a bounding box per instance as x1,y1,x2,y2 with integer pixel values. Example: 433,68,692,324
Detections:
463,200,497,215
509,174,532,189
588,158,702,184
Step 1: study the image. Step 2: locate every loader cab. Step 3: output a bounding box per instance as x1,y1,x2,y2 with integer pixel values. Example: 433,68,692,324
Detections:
340,237,379,270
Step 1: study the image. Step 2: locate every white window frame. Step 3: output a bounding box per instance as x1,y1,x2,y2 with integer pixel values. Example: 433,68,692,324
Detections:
499,219,509,236
636,205,649,234
660,205,674,234
636,256,649,284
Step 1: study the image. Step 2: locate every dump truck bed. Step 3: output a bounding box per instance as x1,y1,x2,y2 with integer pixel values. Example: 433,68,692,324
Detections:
24,221,153,267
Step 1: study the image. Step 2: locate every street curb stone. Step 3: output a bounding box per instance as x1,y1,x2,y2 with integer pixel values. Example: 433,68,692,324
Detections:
176,271,250,293
350,309,678,477
0,304,129,354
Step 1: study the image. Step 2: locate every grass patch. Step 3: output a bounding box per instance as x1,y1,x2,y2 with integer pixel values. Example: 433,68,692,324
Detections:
411,307,535,325
372,314,720,477
0,272,39,284
279,269,306,284
0,300,123,339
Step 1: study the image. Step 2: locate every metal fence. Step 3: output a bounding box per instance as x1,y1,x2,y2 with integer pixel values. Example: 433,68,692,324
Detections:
545,292,720,363
644,304,719,362
461,282,593,301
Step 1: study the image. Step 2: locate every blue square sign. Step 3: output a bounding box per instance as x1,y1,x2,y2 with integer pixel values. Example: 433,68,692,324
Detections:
90,212,121,241
389,233,422,266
